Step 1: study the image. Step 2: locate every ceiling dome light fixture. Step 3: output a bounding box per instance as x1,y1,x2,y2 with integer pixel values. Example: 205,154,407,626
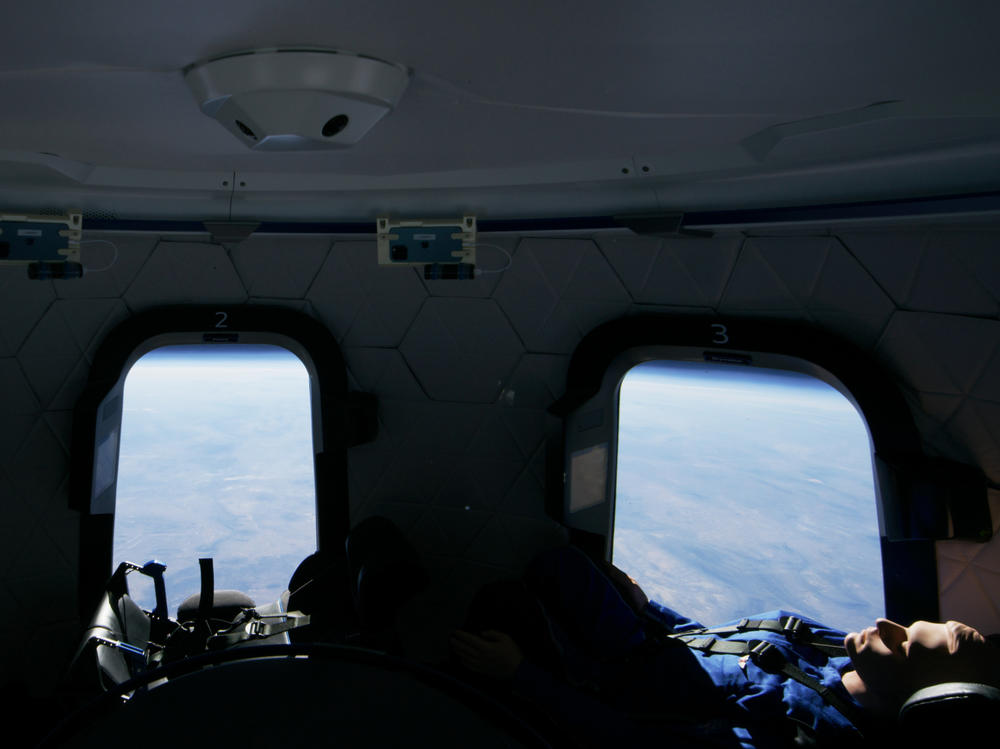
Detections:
184,48,410,151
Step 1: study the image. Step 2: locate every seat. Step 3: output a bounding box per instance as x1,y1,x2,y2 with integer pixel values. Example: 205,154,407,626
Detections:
286,515,428,652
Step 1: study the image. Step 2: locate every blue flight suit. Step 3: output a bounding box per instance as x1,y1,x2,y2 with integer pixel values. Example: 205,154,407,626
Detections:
511,547,871,748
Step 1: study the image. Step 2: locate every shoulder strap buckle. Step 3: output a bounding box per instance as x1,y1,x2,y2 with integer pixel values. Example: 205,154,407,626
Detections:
782,616,806,638
748,640,784,672
245,617,266,638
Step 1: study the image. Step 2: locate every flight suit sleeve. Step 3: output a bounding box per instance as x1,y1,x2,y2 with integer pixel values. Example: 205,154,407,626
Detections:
642,600,705,633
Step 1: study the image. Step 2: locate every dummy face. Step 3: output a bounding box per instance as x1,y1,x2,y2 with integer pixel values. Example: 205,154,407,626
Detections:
843,619,991,711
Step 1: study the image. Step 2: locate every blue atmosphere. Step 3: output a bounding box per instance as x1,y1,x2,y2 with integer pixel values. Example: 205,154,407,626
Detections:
113,345,317,614
613,360,884,633
114,348,884,633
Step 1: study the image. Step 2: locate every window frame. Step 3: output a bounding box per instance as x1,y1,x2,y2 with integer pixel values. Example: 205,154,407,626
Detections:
551,315,940,625
70,305,374,617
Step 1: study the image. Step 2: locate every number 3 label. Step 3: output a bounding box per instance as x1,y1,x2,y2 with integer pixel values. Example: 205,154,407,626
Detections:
711,323,728,344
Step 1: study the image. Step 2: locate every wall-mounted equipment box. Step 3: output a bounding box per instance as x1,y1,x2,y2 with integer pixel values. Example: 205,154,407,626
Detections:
0,211,83,278
376,216,476,267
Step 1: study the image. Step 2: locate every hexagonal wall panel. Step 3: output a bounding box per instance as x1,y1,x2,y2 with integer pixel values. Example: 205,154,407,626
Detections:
843,229,1000,317
16,299,129,410
0,270,54,358
422,236,516,299
342,347,426,401
719,237,895,350
307,241,427,347
16,305,85,410
0,361,42,504
59,299,130,362
400,298,523,403
493,238,631,354
8,419,68,525
943,399,1000,483
937,491,1000,635
502,353,569,410
123,241,247,310
54,235,157,301
597,234,741,306
230,236,330,299
876,312,1000,397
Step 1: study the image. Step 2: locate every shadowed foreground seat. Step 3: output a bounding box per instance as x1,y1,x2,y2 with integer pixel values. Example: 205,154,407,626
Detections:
40,645,551,749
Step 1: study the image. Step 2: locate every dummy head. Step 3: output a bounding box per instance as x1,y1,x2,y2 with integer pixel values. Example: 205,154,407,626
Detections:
841,619,1000,715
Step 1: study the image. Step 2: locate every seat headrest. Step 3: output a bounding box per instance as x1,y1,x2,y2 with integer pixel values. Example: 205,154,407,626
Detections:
346,516,428,628
177,590,256,625
899,682,1000,739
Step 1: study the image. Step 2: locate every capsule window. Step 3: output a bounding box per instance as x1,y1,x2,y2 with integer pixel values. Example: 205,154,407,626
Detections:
613,359,883,630
111,344,316,614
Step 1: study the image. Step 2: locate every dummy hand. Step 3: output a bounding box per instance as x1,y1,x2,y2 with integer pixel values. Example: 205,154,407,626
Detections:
450,630,524,679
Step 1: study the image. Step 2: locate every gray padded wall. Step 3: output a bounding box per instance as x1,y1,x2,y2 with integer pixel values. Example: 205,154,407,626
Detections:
1,226,999,695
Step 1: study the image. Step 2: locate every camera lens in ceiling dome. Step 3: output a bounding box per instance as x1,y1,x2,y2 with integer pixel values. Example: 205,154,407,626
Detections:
322,115,350,137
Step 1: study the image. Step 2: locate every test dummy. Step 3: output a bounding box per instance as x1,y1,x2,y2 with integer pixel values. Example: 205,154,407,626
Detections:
451,547,1000,748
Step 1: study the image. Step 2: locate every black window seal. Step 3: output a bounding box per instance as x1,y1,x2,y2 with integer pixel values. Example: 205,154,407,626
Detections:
70,305,375,619
550,314,981,625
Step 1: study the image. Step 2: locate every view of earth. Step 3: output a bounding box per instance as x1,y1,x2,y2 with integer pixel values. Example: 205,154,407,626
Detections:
613,360,884,633
113,345,317,614
114,347,883,633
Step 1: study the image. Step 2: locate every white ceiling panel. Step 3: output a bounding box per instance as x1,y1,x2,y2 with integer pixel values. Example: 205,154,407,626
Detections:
1,2,998,218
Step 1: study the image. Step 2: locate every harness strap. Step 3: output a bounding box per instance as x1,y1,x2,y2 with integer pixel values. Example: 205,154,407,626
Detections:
206,611,312,650
668,615,847,657
197,558,214,623
678,636,866,736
